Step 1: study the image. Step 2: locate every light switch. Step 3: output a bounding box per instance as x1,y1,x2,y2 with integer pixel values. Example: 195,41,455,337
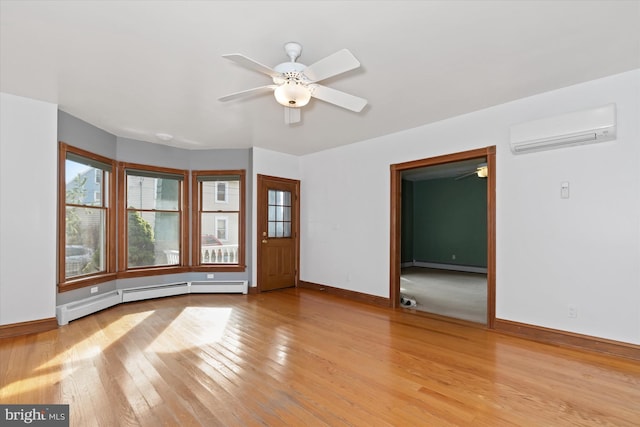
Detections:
561,181,570,199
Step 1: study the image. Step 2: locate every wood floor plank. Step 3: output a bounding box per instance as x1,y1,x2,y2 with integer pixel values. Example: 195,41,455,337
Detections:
1,289,639,426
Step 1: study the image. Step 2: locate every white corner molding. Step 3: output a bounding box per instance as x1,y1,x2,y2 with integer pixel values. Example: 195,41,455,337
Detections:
510,104,616,154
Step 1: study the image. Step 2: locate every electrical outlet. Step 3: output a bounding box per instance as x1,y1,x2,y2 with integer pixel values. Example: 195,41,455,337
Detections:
568,304,577,318
206,273,214,279
90,286,98,294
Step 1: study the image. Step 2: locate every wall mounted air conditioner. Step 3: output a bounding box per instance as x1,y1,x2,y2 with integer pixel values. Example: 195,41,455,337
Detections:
509,104,616,154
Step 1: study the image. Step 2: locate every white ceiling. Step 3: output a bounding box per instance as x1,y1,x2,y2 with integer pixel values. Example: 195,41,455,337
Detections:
2,1,639,156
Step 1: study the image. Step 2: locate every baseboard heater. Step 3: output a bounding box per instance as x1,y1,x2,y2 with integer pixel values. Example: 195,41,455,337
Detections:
56,280,248,325
120,282,189,303
56,290,122,326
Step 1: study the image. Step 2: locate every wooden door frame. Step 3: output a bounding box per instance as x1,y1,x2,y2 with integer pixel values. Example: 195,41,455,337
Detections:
256,174,301,292
390,146,496,328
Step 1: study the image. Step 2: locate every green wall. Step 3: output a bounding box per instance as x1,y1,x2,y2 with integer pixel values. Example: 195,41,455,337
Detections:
402,176,487,268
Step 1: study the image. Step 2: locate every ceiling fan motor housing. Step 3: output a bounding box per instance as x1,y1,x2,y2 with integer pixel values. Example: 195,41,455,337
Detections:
272,62,312,107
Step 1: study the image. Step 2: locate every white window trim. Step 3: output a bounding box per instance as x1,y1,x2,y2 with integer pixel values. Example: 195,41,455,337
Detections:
215,182,229,203
215,216,228,241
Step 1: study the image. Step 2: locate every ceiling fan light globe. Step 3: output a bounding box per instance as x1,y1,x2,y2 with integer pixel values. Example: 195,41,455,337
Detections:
274,82,311,108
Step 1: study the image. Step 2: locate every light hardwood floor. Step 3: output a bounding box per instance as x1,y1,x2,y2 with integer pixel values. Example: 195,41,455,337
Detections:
1,289,639,426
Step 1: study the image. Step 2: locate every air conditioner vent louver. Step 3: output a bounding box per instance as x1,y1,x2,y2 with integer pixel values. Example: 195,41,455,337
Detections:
510,104,616,154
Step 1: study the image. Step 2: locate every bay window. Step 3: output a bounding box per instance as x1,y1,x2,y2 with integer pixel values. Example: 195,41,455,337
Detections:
58,146,245,289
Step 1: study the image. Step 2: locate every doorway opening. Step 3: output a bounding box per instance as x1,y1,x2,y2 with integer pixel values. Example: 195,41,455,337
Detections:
390,147,496,327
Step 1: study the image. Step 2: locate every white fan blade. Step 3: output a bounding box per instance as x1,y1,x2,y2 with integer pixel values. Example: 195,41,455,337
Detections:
303,49,361,82
310,84,367,112
222,54,280,78
284,107,301,124
218,85,277,102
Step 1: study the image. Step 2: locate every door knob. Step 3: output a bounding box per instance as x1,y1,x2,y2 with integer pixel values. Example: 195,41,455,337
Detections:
262,239,268,243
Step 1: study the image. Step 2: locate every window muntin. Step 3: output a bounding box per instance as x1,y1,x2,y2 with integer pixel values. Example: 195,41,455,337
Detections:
123,167,185,268
59,144,115,288
193,171,245,269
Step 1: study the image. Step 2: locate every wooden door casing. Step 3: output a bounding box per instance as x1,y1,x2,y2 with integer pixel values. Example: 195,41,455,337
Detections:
257,175,300,291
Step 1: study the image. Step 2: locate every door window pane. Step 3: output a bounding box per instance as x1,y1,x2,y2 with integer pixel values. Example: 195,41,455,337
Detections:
267,189,292,238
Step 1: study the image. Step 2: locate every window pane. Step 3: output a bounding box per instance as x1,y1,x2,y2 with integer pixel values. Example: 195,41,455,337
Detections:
200,212,239,264
202,179,240,210
66,159,105,206
127,211,180,267
127,175,180,210
65,207,105,278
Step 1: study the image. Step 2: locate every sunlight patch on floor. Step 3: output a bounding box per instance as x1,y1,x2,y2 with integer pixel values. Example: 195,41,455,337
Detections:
152,307,233,352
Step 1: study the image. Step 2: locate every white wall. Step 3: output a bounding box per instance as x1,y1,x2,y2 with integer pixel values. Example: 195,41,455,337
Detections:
0,92,58,325
298,70,640,345
251,147,300,287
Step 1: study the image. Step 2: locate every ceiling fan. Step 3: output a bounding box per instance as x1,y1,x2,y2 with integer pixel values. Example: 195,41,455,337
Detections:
218,42,367,124
455,163,488,180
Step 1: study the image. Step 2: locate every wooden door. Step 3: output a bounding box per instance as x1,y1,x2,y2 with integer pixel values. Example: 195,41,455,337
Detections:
257,175,300,291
